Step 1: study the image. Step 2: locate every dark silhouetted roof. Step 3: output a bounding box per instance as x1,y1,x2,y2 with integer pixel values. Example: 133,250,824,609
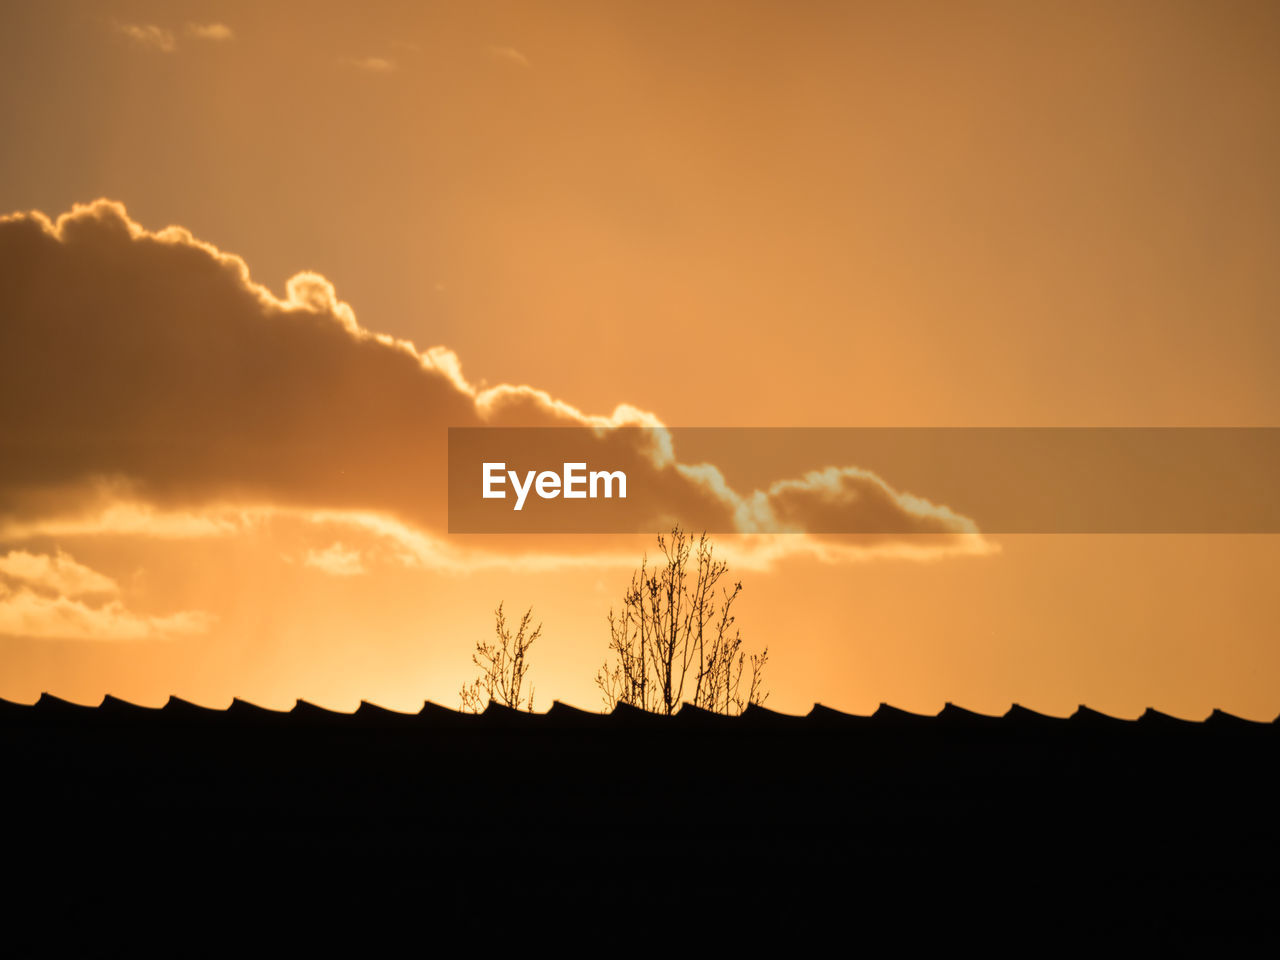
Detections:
2,689,1275,949
2,694,1273,730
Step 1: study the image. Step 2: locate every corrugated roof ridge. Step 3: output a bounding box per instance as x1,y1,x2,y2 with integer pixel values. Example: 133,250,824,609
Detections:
805,703,871,723
1205,708,1273,730
1004,703,1068,723
0,696,1273,728
418,701,480,728
1071,705,1138,726
97,695,163,720
937,702,1003,724
354,700,416,719
740,702,809,727
1138,707,1201,727
34,692,97,713
872,703,934,724
226,697,289,722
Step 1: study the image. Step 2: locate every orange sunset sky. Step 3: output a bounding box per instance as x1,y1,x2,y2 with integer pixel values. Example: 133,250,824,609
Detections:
1,0,1278,718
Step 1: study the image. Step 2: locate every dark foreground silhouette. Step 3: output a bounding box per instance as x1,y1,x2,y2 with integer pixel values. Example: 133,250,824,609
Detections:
4,695,1277,949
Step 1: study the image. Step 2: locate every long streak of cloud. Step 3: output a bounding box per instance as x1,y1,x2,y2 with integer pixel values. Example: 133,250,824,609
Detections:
0,550,214,640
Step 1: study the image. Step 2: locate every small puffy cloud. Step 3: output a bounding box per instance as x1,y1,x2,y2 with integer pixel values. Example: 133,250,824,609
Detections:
737,467,979,536
116,23,176,53
0,549,118,597
341,56,397,74
303,543,367,577
186,23,234,41
488,45,530,68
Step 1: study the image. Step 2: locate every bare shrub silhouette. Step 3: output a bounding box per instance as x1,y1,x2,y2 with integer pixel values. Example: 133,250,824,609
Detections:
596,525,768,715
459,602,540,712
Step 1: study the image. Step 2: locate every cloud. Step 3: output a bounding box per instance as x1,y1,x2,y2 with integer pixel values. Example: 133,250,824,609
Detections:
0,549,118,597
0,550,214,640
488,46,531,68
0,585,215,640
303,542,367,577
0,200,982,567
341,56,397,74
116,24,176,53
737,467,978,536
291,511,993,574
186,23,234,42
0,497,255,541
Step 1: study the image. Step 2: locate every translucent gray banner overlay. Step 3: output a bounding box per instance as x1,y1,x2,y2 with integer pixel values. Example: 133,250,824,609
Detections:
448,427,1280,534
